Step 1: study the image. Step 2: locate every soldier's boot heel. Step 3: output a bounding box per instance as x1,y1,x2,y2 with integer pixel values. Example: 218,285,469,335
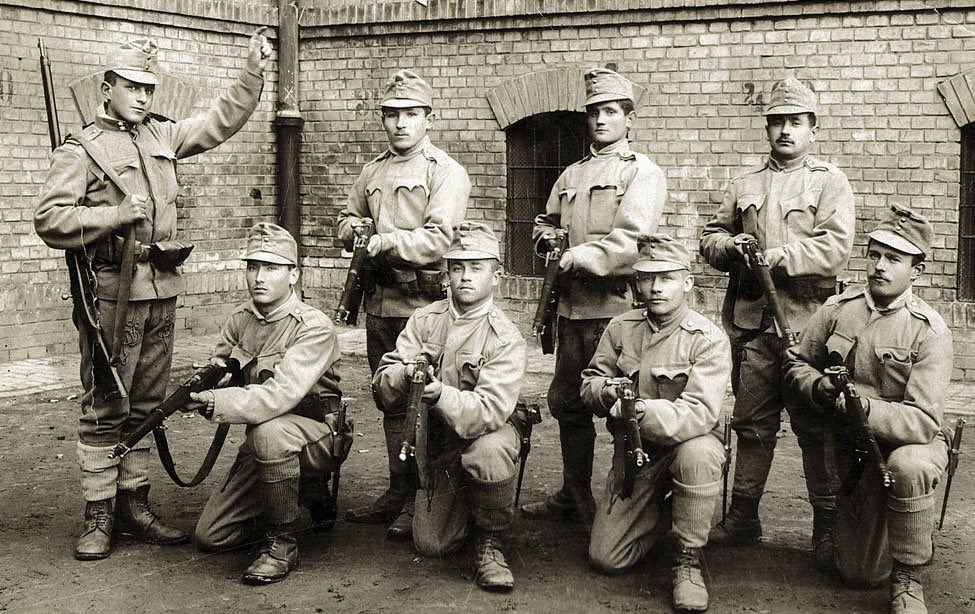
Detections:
115,486,190,545
890,562,927,614
75,499,114,561
672,546,709,612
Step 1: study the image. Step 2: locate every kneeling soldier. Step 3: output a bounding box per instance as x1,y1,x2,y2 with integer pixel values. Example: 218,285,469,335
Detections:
188,223,350,584
373,222,527,591
582,235,731,612
785,206,952,614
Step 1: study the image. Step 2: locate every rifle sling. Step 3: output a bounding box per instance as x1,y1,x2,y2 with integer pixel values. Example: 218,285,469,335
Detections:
71,131,138,364
153,423,230,488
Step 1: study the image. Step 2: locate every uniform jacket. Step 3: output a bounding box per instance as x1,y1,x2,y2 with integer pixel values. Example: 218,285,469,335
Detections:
373,298,526,440
34,68,265,302
581,305,731,447
532,139,667,320
785,286,952,447
699,154,855,339
336,137,470,318
209,292,342,426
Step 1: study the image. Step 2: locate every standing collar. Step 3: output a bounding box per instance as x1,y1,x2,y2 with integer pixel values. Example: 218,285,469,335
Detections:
767,153,808,172
448,297,494,321
387,136,431,159
590,139,630,158
646,303,688,335
95,105,139,132
864,287,913,315
247,291,299,323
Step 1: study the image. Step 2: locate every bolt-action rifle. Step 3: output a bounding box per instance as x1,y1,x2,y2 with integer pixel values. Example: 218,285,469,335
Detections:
611,377,649,500
399,355,430,464
335,219,375,326
514,400,543,508
737,236,799,348
532,230,567,355
938,417,965,530
311,401,350,532
823,366,893,494
721,415,733,525
38,38,126,400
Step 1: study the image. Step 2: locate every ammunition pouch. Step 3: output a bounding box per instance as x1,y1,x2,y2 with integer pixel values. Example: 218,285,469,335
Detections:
576,274,631,299
94,237,194,271
291,392,342,424
370,265,447,300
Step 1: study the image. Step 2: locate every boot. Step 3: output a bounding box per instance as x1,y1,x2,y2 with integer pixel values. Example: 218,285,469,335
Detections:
385,499,414,541
890,562,927,614
75,499,114,561
348,414,411,524
672,546,709,612
242,528,298,584
115,486,190,545
812,507,836,572
473,531,514,592
708,494,761,547
521,421,595,523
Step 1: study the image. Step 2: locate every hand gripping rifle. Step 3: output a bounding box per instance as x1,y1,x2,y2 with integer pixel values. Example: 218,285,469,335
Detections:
737,237,799,348
532,231,567,355
823,366,893,494
399,355,430,464
335,219,375,326
110,359,241,488
938,417,965,530
39,39,126,400
514,400,543,508
615,378,649,500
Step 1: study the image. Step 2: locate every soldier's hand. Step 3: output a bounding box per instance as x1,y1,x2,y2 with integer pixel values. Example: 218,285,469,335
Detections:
183,391,209,414
763,247,786,269
246,26,272,73
731,233,757,263
558,250,574,272
366,234,383,258
599,379,621,409
118,195,149,225
813,375,841,406
422,366,443,404
607,398,623,419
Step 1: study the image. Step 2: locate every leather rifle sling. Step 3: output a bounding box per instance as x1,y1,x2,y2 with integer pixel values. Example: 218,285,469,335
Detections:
153,423,231,488
71,131,138,365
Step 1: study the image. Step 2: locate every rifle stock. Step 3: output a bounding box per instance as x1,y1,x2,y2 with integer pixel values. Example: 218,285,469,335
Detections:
39,38,126,400
739,238,798,348
721,415,732,525
514,400,543,507
312,401,350,532
335,219,375,326
398,355,430,462
938,417,965,530
617,378,648,500
532,232,566,355
824,366,893,493
109,359,240,459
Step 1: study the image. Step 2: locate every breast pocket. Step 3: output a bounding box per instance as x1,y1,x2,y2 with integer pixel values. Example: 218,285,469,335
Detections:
365,184,384,219
148,148,178,205
253,351,285,384
615,350,640,380
588,184,621,235
393,181,429,229
780,191,819,241
874,346,914,400
649,365,690,402
825,333,855,366
456,352,483,392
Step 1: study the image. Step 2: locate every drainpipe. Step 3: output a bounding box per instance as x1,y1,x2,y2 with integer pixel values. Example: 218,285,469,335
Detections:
276,0,303,262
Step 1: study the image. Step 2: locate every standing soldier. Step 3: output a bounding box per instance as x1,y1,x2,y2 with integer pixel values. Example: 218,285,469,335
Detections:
337,70,470,540
582,235,731,612
372,222,526,591
699,77,855,564
191,223,349,585
785,206,952,614
33,30,271,561
523,68,667,524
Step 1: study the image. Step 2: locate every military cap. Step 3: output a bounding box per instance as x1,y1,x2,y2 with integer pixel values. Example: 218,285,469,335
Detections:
445,222,500,260
764,77,817,116
242,222,298,265
868,204,934,257
105,38,160,86
380,70,433,109
633,234,692,273
583,68,634,107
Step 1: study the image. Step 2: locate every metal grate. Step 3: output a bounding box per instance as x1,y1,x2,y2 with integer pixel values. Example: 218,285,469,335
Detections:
960,124,975,300
505,112,590,276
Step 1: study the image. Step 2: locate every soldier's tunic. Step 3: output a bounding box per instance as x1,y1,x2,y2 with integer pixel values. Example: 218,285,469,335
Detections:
532,138,666,422
196,292,345,549
581,305,730,572
372,298,526,555
33,68,264,498
785,286,951,587
699,153,855,507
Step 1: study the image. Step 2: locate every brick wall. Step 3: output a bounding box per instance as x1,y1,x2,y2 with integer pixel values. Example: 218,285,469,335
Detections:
0,0,277,361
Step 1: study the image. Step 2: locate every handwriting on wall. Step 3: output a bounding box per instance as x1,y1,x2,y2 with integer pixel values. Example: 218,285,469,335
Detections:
743,80,816,109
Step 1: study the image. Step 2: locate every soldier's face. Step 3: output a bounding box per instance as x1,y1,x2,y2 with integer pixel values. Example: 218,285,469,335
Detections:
635,269,692,319
766,114,816,161
245,261,298,315
381,106,432,154
866,240,923,308
586,101,633,149
447,258,499,313
102,76,155,124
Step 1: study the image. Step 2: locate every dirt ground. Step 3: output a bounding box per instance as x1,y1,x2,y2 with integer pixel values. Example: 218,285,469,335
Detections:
0,354,972,614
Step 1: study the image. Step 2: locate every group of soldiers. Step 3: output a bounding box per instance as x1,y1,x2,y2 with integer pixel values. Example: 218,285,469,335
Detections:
32,27,956,614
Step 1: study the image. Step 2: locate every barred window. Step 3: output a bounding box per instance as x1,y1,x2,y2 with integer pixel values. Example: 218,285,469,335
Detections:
505,112,590,276
960,124,975,300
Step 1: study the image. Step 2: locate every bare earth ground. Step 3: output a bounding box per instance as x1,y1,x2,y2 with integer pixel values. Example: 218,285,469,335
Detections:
0,355,972,614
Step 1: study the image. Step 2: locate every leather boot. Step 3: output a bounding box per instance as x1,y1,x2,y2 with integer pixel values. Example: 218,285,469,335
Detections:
890,562,927,614
473,531,514,592
115,486,190,545
242,527,299,584
672,546,709,612
812,506,836,572
348,414,410,524
521,421,595,523
708,494,761,546
385,499,414,541
75,499,114,561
